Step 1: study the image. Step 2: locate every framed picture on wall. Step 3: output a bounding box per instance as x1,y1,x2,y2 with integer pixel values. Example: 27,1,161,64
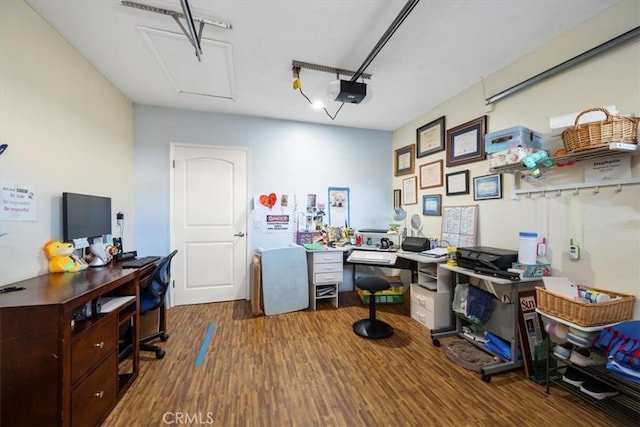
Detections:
417,116,446,158
419,159,443,189
473,173,503,200
394,144,415,176
446,170,470,196
393,189,402,209
423,194,442,216
446,115,487,167
402,176,418,205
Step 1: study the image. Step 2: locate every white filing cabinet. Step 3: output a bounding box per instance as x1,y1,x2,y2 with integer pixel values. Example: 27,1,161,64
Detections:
307,250,343,310
410,263,451,330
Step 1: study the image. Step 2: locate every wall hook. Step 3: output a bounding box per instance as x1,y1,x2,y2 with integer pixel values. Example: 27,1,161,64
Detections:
592,186,600,195
573,188,579,196
614,184,622,193
555,189,562,197
526,192,532,199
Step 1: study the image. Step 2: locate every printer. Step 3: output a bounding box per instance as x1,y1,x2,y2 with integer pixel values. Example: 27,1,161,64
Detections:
456,246,518,271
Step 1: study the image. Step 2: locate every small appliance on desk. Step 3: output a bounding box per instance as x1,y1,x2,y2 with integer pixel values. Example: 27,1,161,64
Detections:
401,237,430,252
456,247,518,271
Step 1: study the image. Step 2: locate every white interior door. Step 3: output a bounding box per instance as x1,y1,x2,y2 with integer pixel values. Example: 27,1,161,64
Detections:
171,144,248,305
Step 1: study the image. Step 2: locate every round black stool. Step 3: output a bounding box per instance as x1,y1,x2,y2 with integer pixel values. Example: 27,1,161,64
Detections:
353,276,394,339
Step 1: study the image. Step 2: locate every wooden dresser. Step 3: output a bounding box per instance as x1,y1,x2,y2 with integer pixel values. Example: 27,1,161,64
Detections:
0,262,153,426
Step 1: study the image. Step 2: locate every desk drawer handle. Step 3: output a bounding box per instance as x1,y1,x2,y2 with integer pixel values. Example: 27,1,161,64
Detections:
93,391,104,399
417,296,426,306
94,341,104,349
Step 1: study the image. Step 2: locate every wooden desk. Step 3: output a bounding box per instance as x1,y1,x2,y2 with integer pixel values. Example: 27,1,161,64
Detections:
0,262,154,426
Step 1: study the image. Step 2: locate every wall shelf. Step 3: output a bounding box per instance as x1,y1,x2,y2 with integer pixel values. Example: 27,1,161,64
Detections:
490,142,640,198
490,142,639,174
514,177,640,197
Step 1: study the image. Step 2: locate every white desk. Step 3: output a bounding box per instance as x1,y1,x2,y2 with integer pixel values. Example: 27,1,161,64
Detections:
395,252,451,330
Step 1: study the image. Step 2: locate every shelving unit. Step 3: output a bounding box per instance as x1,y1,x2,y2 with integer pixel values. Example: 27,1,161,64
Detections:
537,309,640,424
116,298,137,393
410,262,451,331
490,142,640,198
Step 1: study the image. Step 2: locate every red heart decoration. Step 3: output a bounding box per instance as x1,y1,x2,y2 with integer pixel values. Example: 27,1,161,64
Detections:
259,193,277,209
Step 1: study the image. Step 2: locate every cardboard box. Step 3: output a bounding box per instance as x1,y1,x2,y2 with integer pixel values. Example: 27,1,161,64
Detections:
485,126,543,154
512,262,551,278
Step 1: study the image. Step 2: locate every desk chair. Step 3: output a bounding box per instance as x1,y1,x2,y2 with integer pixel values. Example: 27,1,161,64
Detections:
353,276,394,339
139,250,177,359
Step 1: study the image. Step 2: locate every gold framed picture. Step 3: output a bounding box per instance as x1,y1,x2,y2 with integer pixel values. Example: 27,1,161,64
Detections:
394,144,415,176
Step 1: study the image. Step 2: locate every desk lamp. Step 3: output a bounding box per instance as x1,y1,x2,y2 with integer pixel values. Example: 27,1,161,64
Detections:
393,206,407,241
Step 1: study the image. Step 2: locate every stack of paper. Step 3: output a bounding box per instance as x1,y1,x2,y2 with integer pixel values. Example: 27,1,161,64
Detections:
542,277,578,298
420,247,448,258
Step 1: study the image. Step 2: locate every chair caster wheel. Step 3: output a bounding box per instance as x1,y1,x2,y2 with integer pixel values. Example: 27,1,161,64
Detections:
155,349,165,359
160,333,169,342
482,374,491,383
432,339,440,347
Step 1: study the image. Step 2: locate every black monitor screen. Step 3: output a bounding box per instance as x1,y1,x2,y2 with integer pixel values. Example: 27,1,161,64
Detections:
62,192,112,242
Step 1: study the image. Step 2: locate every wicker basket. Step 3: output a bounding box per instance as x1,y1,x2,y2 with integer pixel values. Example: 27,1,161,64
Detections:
562,107,639,153
536,286,635,327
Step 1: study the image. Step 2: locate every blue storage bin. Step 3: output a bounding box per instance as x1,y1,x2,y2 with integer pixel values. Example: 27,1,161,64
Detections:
485,125,543,154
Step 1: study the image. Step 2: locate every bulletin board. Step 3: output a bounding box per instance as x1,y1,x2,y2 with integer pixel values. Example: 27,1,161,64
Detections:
441,204,478,248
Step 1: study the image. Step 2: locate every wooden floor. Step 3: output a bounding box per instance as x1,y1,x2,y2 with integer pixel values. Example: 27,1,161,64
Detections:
104,293,625,427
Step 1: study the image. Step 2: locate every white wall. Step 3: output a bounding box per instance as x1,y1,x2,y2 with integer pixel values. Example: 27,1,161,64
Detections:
133,105,392,260
0,0,135,285
393,0,640,317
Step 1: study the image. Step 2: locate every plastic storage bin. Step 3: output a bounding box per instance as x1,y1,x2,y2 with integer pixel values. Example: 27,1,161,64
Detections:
489,147,539,169
485,126,543,154
518,232,538,265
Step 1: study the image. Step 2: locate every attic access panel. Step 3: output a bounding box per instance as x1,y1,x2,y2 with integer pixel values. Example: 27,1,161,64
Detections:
138,26,235,99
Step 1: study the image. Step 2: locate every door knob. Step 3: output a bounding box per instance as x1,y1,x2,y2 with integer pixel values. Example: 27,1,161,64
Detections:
234,232,245,237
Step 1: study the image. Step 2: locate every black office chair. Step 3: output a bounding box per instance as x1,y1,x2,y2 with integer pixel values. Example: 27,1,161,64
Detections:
353,276,394,339
139,250,178,359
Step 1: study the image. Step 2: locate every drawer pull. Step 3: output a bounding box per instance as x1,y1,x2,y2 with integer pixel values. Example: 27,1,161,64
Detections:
94,341,104,349
417,296,426,306
93,391,104,399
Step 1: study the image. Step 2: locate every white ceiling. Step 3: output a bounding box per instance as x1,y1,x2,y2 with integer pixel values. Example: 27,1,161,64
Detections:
26,0,618,131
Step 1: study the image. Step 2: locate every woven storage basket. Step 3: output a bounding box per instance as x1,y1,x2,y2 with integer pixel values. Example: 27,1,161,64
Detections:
536,286,635,327
562,107,639,153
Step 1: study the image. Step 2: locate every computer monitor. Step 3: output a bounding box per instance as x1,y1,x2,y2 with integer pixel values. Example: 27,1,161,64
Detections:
62,192,112,242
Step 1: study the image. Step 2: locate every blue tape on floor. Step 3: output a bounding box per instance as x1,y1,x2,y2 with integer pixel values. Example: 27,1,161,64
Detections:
195,322,216,367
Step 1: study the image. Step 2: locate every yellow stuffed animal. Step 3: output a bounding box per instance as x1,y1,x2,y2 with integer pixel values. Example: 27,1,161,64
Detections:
43,240,89,273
